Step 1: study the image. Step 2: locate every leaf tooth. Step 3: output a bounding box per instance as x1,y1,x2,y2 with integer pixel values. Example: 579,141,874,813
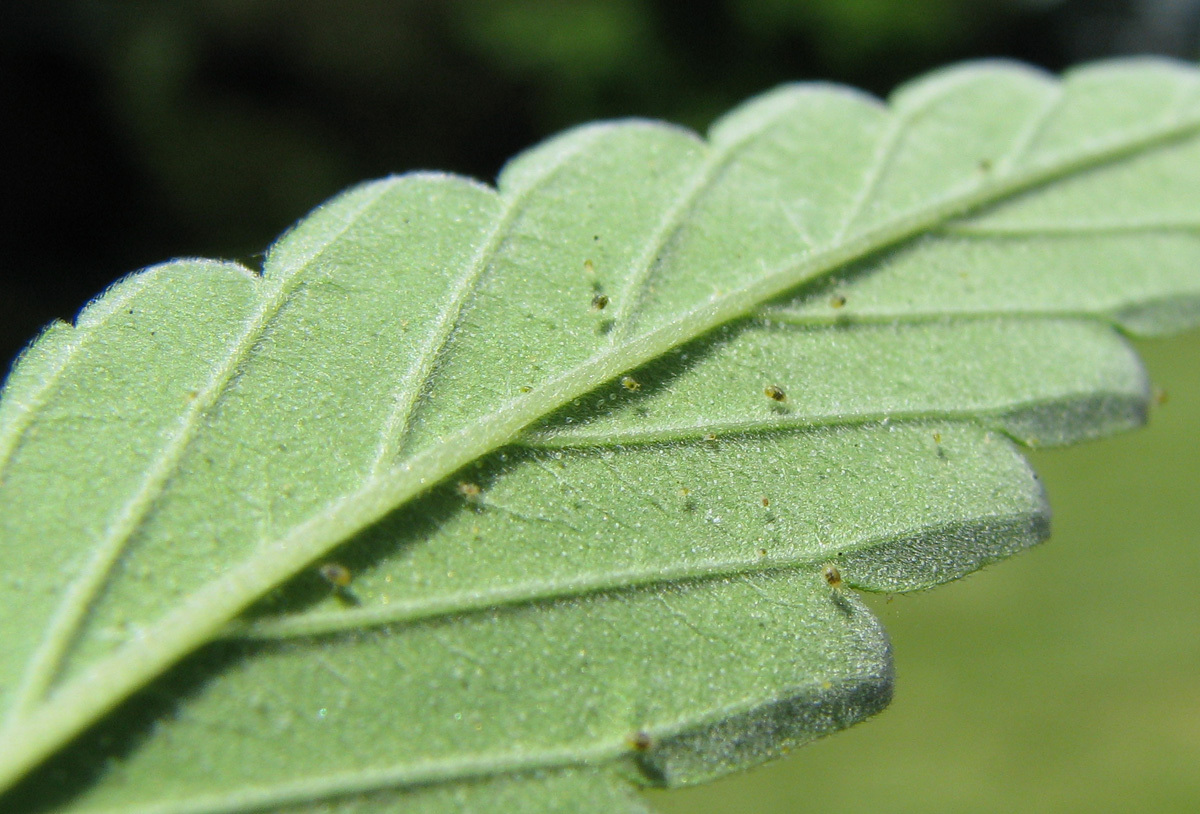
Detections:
5,180,400,729
0,272,155,481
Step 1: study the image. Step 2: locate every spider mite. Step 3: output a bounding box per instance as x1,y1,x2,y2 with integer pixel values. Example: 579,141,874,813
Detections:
627,730,653,752
319,562,352,589
822,563,843,590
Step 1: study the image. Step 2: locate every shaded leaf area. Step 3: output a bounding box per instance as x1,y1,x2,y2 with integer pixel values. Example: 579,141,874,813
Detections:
1,645,657,814
6,426,1033,811
2,59,1200,811
243,423,1045,639
256,766,657,814
316,767,657,814
7,564,888,813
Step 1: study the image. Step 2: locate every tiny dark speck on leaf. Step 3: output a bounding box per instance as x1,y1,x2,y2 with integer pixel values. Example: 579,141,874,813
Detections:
764,385,787,402
628,731,653,751
319,562,352,588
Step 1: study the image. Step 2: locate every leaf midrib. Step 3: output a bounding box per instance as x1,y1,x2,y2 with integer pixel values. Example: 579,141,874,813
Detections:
2,98,1199,795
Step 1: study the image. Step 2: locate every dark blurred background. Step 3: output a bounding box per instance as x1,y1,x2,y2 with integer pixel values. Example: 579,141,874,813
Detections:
3,0,1200,373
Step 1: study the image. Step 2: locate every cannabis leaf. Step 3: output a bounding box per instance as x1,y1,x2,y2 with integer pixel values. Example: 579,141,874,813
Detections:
2,58,1199,812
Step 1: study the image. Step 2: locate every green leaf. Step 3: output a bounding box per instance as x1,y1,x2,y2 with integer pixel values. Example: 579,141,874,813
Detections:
2,58,1199,811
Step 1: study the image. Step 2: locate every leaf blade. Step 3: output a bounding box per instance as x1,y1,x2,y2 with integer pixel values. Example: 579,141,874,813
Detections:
2,58,1200,804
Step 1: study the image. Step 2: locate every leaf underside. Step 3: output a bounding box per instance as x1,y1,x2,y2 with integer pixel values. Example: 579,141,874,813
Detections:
2,58,1200,813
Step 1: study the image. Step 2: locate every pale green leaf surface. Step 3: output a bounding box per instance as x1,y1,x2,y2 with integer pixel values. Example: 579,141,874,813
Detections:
0,261,260,706
188,767,655,814
0,176,500,702
11,563,889,813
528,318,1148,448
2,58,1200,810
333,768,655,814
772,145,1200,333
242,423,1046,639
3,427,1036,811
